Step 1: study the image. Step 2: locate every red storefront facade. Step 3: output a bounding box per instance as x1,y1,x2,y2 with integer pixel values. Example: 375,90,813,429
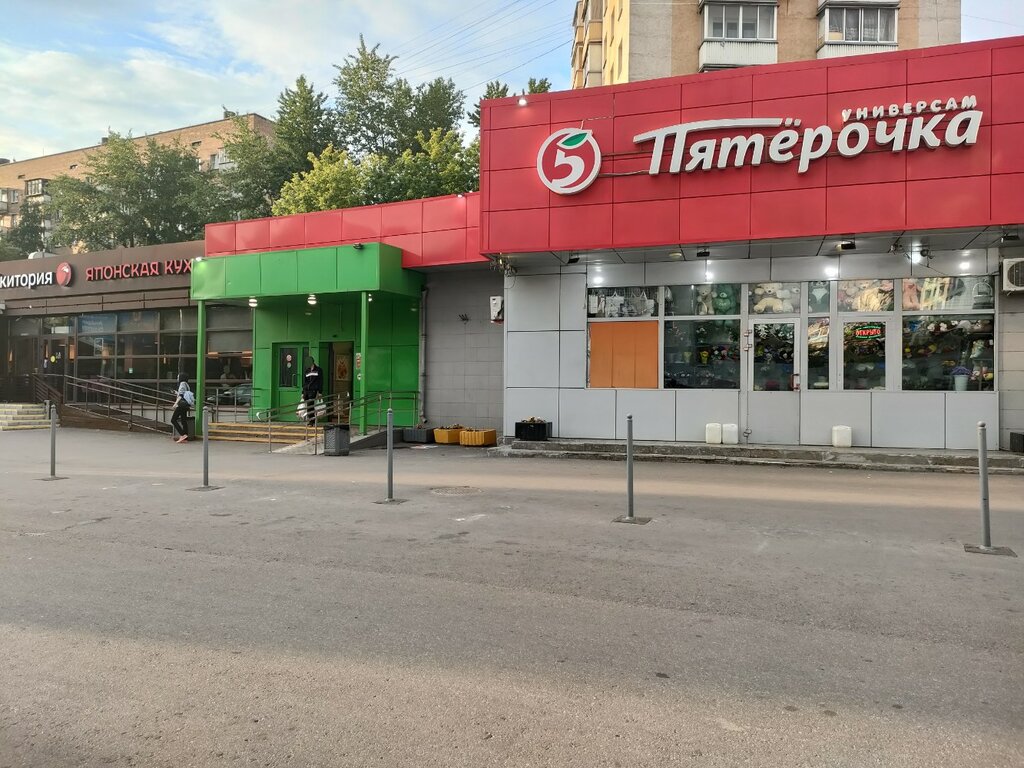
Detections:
201,36,1024,450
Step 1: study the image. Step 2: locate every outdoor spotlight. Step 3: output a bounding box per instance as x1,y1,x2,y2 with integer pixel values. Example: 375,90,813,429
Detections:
307,294,317,306
457,193,465,198
696,248,711,259
248,297,258,308
368,293,374,302
517,96,528,107
1002,231,1020,243
910,252,923,264
838,239,856,251
566,255,580,264
668,251,683,260
353,243,364,250
825,266,839,278
959,261,970,271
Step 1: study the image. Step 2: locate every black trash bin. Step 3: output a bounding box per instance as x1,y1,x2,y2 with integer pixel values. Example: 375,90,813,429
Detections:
174,415,196,440
323,424,350,456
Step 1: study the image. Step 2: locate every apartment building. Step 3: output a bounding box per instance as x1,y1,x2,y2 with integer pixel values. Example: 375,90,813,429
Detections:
571,0,961,86
0,113,274,239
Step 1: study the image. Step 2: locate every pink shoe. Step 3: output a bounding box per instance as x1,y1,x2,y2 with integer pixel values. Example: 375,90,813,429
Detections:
176,436,189,443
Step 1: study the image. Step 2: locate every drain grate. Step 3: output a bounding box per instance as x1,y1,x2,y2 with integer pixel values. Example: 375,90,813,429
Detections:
431,486,483,496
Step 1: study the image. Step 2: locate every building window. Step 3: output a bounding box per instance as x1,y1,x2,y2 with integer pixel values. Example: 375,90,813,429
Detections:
705,3,776,41
823,7,896,44
25,178,47,197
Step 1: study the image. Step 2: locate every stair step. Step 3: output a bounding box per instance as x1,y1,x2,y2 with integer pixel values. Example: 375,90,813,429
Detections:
208,435,297,444
0,423,52,430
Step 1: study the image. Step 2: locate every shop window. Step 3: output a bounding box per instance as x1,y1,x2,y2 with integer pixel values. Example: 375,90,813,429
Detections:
208,305,252,329
902,276,995,312
207,330,252,353
75,358,115,379
116,358,159,380
117,333,159,357
76,336,114,357
665,283,740,316
664,319,741,389
43,316,72,334
78,314,117,335
10,317,41,336
587,286,659,318
806,281,831,314
160,357,198,382
118,310,159,332
807,319,831,390
749,282,801,314
208,354,251,385
902,315,995,391
752,322,796,391
843,321,886,390
160,333,198,355
588,321,658,388
837,279,894,312
160,308,198,331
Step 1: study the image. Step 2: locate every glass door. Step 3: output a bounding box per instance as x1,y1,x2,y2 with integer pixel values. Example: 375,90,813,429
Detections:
840,318,891,391
273,343,308,419
747,319,800,444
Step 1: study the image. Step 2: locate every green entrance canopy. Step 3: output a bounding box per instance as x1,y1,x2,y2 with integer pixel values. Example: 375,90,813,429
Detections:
190,243,422,301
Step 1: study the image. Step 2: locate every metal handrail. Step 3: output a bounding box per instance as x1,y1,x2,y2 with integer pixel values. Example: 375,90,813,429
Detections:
60,374,176,433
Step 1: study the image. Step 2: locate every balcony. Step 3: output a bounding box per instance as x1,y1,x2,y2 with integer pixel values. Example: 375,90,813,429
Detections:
816,40,897,59
699,40,778,71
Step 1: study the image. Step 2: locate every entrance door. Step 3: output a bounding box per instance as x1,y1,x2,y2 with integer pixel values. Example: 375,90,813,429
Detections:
746,319,800,444
273,343,307,419
328,342,354,420
839,318,892,391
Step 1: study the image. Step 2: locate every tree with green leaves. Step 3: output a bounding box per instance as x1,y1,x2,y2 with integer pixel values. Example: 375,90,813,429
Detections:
47,133,228,250
0,201,46,259
272,145,366,215
219,76,337,218
364,130,479,205
467,77,552,128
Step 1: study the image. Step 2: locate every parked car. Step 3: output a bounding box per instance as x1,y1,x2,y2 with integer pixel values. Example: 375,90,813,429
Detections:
205,383,252,406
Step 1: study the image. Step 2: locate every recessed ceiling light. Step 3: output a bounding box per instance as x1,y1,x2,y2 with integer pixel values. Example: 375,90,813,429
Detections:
825,266,839,278
910,252,923,264
592,275,605,285
959,261,970,270
668,251,683,260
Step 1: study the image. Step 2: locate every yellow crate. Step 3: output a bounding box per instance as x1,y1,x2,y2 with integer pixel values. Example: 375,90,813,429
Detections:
433,428,464,444
459,428,497,447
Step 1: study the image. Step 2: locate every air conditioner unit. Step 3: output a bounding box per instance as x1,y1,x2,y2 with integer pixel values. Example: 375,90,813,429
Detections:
1003,257,1024,293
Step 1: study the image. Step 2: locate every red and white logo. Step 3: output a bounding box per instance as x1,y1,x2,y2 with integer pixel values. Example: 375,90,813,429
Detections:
536,128,601,195
55,262,73,287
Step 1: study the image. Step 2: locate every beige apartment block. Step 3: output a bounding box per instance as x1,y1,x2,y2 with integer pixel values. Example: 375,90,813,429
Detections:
572,0,961,87
0,113,274,235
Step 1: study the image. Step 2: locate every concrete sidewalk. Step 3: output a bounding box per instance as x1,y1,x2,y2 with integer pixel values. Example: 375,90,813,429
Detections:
1,427,1022,767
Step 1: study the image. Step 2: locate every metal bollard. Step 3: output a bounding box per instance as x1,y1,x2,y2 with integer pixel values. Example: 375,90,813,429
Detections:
626,414,634,520
964,421,1015,557
386,407,394,501
203,408,211,488
49,404,57,478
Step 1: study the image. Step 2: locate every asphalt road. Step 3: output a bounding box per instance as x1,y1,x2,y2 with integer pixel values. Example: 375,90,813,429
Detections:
1,428,1022,767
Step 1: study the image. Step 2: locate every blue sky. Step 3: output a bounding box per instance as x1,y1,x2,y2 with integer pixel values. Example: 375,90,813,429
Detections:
0,0,1020,161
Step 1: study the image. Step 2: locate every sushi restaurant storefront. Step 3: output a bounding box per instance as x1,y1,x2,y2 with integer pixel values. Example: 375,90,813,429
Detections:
478,35,1024,450
190,242,422,428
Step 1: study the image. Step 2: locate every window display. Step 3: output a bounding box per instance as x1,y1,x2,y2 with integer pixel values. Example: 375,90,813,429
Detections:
806,281,831,314
749,282,801,314
587,286,659,318
807,319,830,389
902,277,995,311
665,283,740,316
902,315,995,391
838,279,894,312
752,322,796,391
664,319,741,389
843,321,886,390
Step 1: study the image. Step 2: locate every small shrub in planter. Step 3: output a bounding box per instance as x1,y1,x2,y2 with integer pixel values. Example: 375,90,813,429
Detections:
433,423,465,444
460,428,498,447
514,416,551,441
403,424,434,443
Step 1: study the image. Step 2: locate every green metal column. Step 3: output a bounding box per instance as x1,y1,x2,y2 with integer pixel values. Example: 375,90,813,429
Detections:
359,291,369,435
196,299,207,435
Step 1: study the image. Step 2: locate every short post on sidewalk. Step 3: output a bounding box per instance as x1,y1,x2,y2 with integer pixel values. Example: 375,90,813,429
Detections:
613,413,650,524
375,407,405,504
964,422,1015,557
189,407,222,492
40,404,66,481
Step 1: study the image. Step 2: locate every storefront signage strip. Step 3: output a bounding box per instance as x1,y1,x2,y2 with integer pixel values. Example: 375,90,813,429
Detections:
632,95,981,176
86,259,192,282
0,271,54,289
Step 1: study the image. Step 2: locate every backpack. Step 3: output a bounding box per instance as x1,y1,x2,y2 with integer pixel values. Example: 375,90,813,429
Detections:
181,386,195,407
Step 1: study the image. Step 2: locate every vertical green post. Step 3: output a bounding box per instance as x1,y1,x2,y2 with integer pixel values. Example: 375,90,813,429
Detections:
196,299,207,436
359,291,369,435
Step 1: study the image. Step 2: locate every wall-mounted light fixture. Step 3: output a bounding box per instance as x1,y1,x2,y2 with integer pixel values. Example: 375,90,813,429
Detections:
517,96,528,107
307,293,317,306
353,243,364,250
837,239,857,251
248,297,258,308
566,255,580,264
695,248,710,259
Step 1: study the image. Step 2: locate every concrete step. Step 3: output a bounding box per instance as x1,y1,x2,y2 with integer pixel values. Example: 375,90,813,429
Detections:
0,413,54,421
0,423,52,430
497,439,1024,474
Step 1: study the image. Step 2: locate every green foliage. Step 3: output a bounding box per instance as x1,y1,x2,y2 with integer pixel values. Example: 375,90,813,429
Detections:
47,133,227,250
272,145,365,215
217,117,277,219
525,77,552,94
403,77,465,153
0,201,46,259
272,75,337,180
468,81,510,128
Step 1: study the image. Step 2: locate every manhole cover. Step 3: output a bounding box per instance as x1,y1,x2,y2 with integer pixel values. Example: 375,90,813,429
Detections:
431,486,483,496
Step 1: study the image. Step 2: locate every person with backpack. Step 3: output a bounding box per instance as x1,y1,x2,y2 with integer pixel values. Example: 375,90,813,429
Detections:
171,372,194,443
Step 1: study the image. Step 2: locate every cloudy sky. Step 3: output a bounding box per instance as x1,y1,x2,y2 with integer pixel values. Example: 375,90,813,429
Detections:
0,0,1020,161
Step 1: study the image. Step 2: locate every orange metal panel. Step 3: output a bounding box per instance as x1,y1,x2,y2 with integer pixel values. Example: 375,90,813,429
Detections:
587,323,614,387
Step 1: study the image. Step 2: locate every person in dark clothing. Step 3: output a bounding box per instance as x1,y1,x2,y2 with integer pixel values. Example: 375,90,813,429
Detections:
302,356,324,425
170,372,193,443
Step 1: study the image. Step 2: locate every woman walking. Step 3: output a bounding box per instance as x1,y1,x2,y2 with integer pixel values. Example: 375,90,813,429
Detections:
171,372,194,443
